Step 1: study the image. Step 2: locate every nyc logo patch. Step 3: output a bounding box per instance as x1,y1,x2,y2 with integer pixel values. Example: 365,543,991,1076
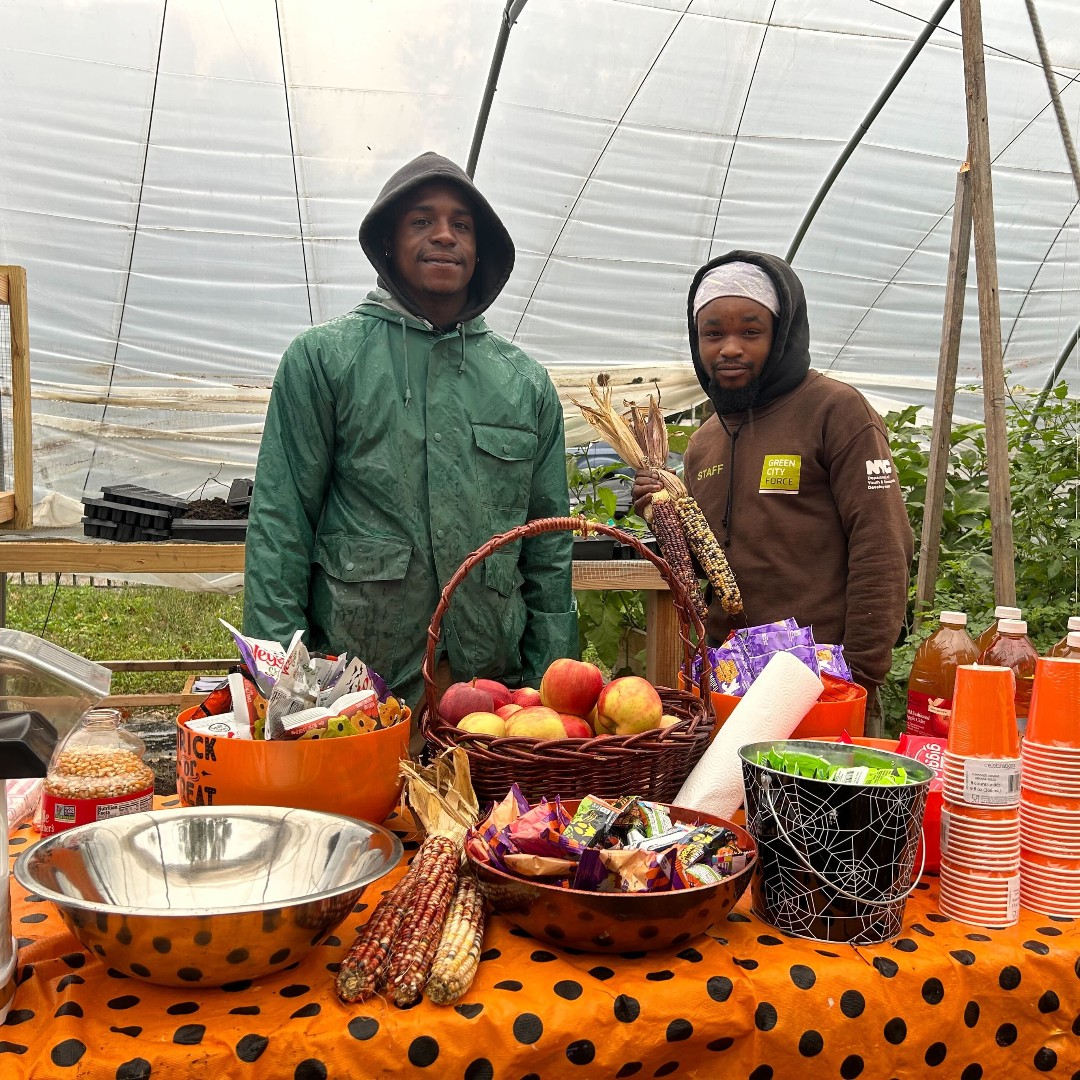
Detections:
759,454,801,494
865,457,897,490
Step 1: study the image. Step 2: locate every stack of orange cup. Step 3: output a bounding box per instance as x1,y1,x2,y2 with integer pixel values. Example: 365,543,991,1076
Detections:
937,664,1021,927
1019,657,1080,917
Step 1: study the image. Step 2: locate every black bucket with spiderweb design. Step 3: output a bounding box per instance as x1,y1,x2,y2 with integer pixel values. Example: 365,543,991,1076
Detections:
739,740,932,945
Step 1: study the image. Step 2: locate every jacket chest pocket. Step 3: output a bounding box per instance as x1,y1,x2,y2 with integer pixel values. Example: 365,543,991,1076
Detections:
472,423,537,512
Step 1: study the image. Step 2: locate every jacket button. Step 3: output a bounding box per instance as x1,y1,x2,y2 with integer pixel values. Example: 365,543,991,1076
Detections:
502,445,511,454
436,530,445,540
345,561,354,572
433,432,443,442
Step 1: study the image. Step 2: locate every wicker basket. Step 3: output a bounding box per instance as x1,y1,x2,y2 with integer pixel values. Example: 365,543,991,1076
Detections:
419,516,715,806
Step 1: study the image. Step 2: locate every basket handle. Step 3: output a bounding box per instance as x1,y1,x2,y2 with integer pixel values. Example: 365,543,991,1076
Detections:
421,515,713,722
760,772,926,907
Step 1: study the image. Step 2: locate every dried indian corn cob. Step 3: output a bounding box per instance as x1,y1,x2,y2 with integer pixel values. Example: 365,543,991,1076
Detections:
384,834,460,1006
425,873,486,1005
335,867,417,1003
675,494,743,615
645,490,709,625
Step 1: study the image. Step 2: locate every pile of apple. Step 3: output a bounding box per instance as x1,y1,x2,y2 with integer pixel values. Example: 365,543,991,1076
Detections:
439,659,680,741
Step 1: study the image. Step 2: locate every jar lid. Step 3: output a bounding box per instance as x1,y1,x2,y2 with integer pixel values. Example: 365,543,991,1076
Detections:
1068,616,1080,632
1067,632,1080,648
994,606,1022,619
940,610,968,625
998,619,1027,634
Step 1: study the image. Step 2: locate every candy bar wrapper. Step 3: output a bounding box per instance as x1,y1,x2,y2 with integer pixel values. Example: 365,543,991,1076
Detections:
828,764,909,786
503,853,576,879
317,655,389,708
6,778,43,830
572,846,619,891
376,696,408,729
465,833,493,866
635,800,673,838
815,643,852,682
635,826,692,852
600,846,674,893
265,633,321,737
190,683,233,720
480,785,531,844
507,798,572,858
672,825,737,888
737,618,806,658
747,641,821,683
560,794,622,854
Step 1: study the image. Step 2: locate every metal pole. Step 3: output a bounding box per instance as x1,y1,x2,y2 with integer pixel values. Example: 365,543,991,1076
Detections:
466,0,529,178
786,0,955,263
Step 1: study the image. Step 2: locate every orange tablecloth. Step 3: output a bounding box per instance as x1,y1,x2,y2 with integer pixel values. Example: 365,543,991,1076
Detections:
4,797,1079,1080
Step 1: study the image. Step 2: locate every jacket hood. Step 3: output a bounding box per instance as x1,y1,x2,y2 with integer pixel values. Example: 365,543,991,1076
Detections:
359,151,515,325
687,250,812,411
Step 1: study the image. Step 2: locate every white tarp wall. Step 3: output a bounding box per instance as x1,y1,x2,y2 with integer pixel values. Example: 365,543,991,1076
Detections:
0,0,1077,521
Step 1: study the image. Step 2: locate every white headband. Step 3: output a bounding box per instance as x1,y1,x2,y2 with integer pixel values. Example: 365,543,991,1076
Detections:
693,262,780,320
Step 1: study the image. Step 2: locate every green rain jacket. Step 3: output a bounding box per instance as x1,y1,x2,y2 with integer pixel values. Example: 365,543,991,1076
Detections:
243,152,576,711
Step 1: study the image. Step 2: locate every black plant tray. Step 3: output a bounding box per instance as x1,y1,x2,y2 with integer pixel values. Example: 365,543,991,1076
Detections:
572,537,616,561
171,519,248,543
227,478,254,513
82,497,173,529
82,517,118,539
101,484,188,514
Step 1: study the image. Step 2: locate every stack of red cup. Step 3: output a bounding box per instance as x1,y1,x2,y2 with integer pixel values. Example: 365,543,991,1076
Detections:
937,664,1021,927
1019,656,1080,917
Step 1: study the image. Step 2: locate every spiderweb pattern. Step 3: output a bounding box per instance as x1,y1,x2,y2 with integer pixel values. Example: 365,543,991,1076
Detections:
742,762,929,945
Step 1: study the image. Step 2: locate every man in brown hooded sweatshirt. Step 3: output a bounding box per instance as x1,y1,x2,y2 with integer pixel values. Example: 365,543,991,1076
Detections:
634,251,913,703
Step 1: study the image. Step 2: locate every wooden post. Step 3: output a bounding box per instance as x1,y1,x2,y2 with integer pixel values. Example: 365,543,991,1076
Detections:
0,266,33,530
915,164,973,628
959,0,1016,606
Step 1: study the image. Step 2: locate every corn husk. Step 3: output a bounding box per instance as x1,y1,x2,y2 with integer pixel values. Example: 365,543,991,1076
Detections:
400,747,479,846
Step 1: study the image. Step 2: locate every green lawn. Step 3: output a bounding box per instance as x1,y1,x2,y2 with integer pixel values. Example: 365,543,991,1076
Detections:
5,583,245,693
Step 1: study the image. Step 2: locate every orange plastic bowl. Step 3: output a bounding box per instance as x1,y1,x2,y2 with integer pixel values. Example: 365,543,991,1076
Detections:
176,707,409,825
682,671,867,739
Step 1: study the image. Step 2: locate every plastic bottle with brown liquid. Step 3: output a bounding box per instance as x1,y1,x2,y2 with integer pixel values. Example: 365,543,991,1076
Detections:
1048,617,1080,657
978,618,1039,735
975,605,1022,656
905,611,980,737
1049,631,1080,659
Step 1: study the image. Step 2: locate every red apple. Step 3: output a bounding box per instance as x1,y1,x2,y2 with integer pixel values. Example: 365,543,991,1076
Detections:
540,658,604,717
505,705,566,740
495,702,523,722
558,713,593,739
510,686,543,708
438,682,494,726
472,678,512,708
595,676,663,735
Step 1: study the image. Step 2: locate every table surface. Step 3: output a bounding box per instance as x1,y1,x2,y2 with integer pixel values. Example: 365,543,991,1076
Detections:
6,798,1078,1080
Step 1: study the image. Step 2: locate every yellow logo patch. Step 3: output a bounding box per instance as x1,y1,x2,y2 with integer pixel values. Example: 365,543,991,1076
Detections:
759,454,801,494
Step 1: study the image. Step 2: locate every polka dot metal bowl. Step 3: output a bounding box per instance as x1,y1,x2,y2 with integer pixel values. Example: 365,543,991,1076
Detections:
13,805,403,987
466,802,757,953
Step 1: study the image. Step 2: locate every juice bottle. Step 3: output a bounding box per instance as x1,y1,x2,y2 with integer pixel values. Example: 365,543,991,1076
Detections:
1050,631,1080,659
906,611,979,737
978,619,1039,734
1048,617,1080,657
975,605,1022,655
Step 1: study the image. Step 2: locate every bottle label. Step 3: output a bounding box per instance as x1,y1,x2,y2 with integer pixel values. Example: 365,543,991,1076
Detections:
905,691,952,737
961,758,1021,806
38,787,154,835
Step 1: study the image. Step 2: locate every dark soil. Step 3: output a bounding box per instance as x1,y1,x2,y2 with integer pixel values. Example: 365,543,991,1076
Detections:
182,498,246,521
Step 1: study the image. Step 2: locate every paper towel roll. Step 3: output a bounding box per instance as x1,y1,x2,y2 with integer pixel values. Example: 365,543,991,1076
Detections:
674,650,824,818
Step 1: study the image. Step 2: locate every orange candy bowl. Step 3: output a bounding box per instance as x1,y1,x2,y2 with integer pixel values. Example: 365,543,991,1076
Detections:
465,800,757,953
175,706,410,824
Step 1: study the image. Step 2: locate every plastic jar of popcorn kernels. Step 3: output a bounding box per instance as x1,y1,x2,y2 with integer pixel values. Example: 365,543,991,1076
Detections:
39,708,155,834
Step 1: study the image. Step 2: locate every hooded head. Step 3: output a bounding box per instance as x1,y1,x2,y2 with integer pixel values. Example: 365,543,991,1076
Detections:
359,151,515,325
687,250,812,414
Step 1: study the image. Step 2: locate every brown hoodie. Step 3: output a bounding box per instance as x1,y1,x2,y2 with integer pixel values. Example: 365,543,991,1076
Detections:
683,251,914,689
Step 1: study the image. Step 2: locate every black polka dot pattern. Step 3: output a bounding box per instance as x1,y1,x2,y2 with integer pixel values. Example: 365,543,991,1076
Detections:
6,804,1079,1078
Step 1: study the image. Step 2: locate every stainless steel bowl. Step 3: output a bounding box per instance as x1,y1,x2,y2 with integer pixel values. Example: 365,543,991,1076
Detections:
14,805,403,987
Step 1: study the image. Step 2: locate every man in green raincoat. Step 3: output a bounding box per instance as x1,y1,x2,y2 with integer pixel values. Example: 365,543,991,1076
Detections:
244,151,577,722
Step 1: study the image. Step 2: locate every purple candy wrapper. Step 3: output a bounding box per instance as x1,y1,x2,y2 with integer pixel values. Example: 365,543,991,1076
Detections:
816,643,853,681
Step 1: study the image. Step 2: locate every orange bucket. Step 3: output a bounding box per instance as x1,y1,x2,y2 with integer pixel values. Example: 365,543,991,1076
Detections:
683,671,866,739
176,706,410,825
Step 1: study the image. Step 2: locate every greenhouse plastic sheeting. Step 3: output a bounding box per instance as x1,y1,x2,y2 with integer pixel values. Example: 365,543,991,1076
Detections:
0,0,1077,566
